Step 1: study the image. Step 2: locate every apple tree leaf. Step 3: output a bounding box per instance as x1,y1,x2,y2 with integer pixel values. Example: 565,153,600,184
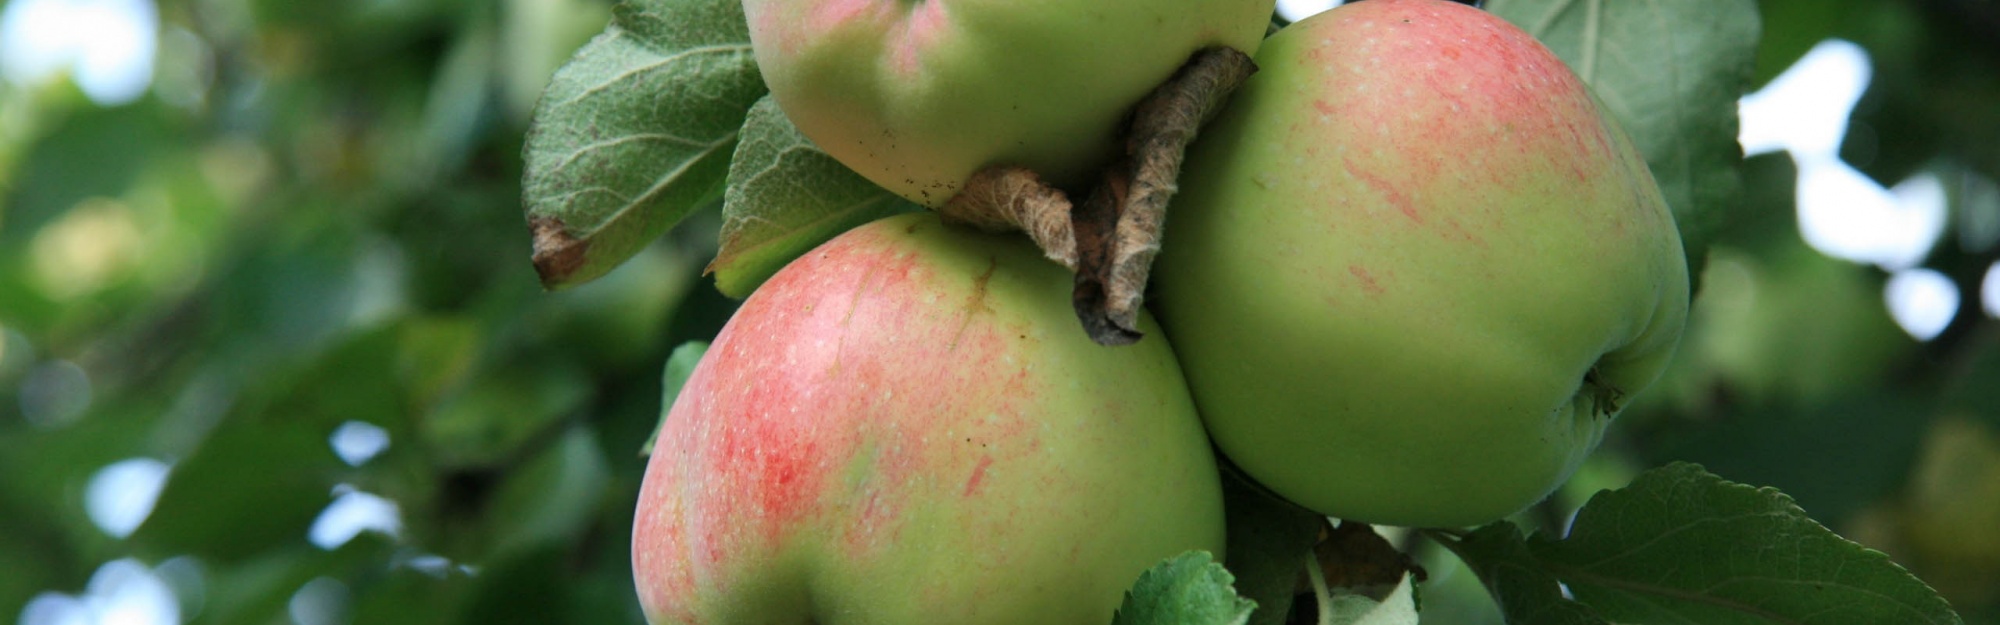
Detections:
485,426,612,558
1532,462,1963,625
1221,467,1323,625
521,0,764,289
1483,0,1760,279
1300,521,1427,625
420,362,591,470
1319,573,1420,625
1436,524,1611,625
1438,463,1964,625
709,96,919,298
639,340,706,457
1113,550,1257,625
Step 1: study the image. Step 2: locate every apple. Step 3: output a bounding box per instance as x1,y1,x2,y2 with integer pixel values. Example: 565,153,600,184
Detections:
631,212,1225,623
742,0,1275,206
1151,0,1690,528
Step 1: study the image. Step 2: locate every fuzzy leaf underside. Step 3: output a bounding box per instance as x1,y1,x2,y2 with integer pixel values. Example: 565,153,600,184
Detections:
710,96,917,299
1485,0,1761,278
1322,574,1421,625
521,0,764,289
1113,551,1258,625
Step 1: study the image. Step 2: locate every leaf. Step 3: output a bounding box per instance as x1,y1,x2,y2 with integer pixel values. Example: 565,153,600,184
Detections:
708,96,918,298
408,21,497,184
639,341,707,457
132,421,346,563
1311,521,1424,601
521,0,764,289
484,426,611,558
1300,521,1426,625
420,363,591,470
1533,462,1964,625
1437,524,1611,625
1112,551,1257,625
1221,468,1324,625
1320,574,1420,625
1484,0,1760,278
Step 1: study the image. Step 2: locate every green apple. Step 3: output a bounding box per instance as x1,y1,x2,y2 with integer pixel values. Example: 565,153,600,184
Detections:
1152,0,1690,528
743,0,1275,206
632,212,1225,624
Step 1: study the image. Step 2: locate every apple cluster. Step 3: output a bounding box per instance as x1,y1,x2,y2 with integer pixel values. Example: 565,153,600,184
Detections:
631,0,1690,622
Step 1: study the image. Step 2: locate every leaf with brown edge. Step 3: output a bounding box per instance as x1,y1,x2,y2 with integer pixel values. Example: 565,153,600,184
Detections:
521,0,764,289
1311,521,1426,598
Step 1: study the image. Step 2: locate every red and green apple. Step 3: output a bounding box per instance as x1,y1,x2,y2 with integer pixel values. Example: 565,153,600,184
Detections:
1153,0,1691,528
743,0,1276,206
632,212,1225,623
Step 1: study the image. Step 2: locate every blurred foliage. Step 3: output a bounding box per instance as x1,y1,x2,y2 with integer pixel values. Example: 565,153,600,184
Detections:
0,0,1995,624
0,0,731,621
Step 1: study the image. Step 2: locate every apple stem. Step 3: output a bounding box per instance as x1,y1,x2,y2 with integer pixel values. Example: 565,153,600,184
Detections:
937,47,1258,346
1073,46,1259,346
938,166,1080,270
1583,366,1628,417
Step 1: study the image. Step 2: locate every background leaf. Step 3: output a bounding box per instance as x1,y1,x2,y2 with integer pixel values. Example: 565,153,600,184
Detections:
1322,574,1420,625
709,96,918,298
1438,525,1612,625
1221,467,1323,625
520,0,764,288
639,340,706,456
1485,0,1762,278
1532,462,1963,625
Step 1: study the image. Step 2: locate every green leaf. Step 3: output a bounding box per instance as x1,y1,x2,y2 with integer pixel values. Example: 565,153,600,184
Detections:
521,0,764,289
345,565,476,625
132,422,345,563
640,341,707,456
1113,551,1257,625
484,426,611,558
395,315,482,409
198,538,399,625
1221,468,1324,625
708,96,918,298
420,363,591,470
1533,462,1965,625
407,21,498,184
1484,0,1760,279
1436,524,1610,625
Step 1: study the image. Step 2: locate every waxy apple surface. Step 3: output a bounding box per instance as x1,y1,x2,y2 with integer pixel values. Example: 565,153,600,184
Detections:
1153,0,1691,528
743,0,1275,206
632,213,1225,624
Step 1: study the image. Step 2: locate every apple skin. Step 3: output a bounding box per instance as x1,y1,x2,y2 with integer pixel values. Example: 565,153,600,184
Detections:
743,0,1274,207
1151,0,1690,528
632,212,1225,624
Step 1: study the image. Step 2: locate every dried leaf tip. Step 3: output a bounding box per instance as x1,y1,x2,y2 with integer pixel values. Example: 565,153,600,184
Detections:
530,216,590,290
